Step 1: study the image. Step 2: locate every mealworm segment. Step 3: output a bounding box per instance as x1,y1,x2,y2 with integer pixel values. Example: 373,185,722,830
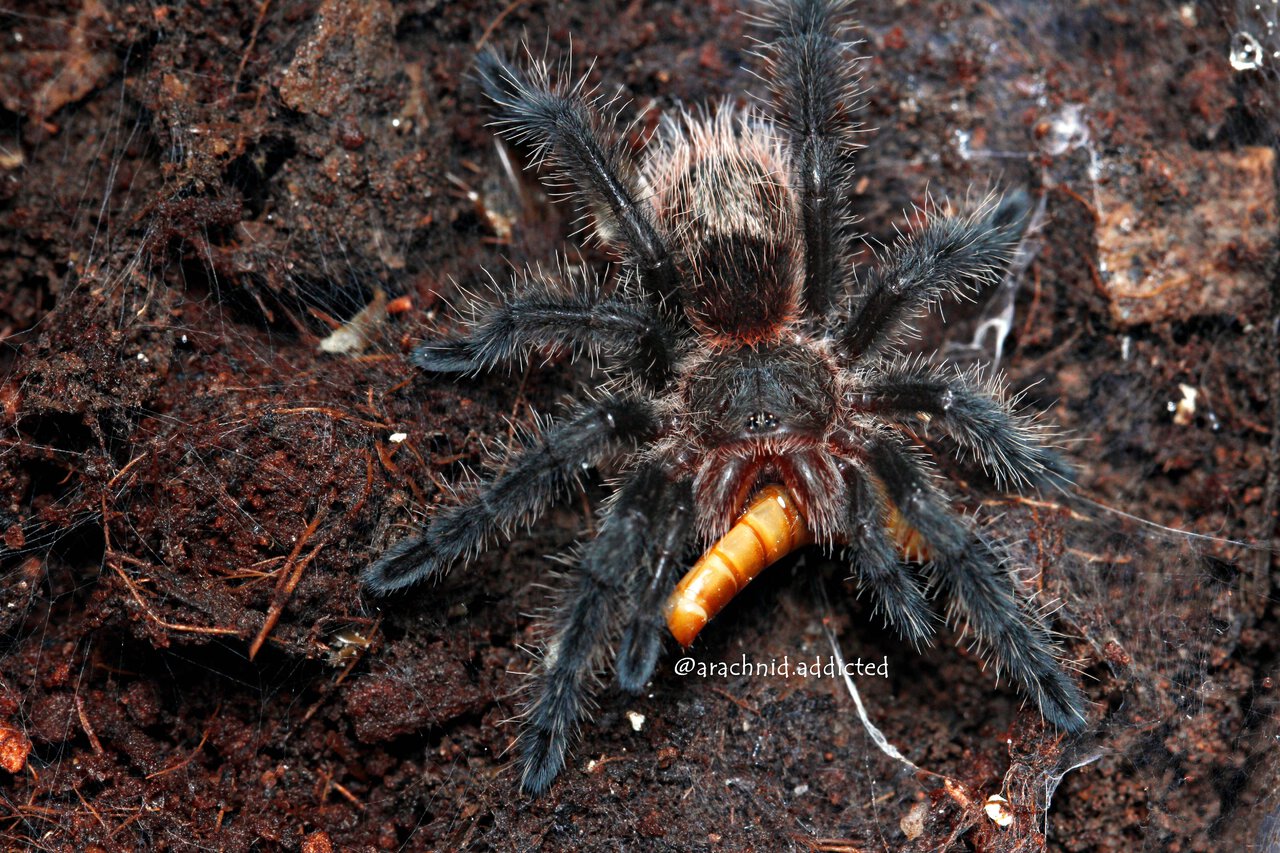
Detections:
666,485,812,647
666,483,934,647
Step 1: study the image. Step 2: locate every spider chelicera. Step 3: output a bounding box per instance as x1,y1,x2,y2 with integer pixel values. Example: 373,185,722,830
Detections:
365,0,1088,794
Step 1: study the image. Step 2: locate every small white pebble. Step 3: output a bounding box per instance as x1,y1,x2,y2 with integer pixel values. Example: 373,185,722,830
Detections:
626,711,645,732
793,784,809,796
389,432,408,443
900,801,928,841
1041,104,1089,156
1230,31,1265,71
984,794,1014,828
319,328,361,354
1173,384,1198,426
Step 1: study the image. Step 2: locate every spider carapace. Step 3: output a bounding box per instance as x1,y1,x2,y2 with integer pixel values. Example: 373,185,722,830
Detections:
365,0,1088,795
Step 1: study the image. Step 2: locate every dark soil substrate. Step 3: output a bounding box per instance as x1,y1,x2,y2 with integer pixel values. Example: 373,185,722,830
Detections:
1,1,1277,850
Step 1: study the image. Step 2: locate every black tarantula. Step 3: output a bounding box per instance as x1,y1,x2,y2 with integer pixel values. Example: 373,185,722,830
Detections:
365,0,1088,794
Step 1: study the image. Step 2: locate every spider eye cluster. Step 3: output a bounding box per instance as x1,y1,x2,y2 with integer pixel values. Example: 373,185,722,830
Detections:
745,411,779,434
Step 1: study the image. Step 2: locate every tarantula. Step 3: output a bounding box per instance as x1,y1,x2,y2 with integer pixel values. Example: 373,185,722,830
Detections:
365,0,1088,794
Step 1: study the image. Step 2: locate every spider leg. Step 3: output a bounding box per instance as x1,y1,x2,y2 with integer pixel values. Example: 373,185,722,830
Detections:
839,191,1031,360
615,479,693,693
928,531,1087,730
756,0,863,319
840,462,934,646
478,50,681,314
787,449,846,542
519,463,675,794
362,397,659,593
415,267,677,390
864,435,1087,729
859,360,1073,489
862,435,966,557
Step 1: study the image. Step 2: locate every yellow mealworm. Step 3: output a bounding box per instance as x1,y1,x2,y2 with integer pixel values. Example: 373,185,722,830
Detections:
666,484,933,647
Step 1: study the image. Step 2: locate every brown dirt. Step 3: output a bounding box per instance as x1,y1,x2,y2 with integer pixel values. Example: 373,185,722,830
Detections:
1,1,1277,851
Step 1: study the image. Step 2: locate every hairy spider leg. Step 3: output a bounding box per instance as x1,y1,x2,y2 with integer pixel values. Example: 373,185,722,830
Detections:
757,0,864,319
841,464,934,645
477,50,683,317
518,464,677,795
615,479,694,693
863,436,1087,730
361,397,659,592
857,361,1074,489
839,191,1032,360
927,531,1087,730
863,435,968,555
413,267,679,390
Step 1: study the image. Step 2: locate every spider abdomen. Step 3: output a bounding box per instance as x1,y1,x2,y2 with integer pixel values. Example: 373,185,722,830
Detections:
643,110,803,342
686,231,800,341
